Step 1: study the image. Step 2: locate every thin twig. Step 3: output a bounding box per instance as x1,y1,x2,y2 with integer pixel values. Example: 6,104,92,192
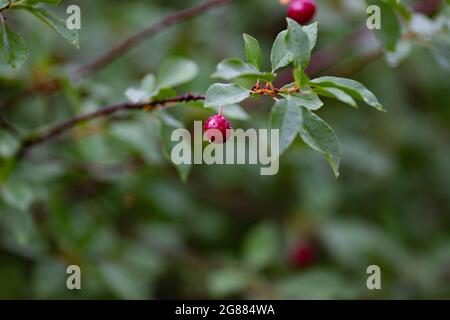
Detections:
76,0,232,78
0,0,232,112
16,93,205,158
251,82,300,97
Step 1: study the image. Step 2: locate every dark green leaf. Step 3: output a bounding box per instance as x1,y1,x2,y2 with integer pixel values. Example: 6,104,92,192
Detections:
18,6,79,48
208,269,249,298
242,222,281,270
243,33,262,70
286,18,312,69
157,57,198,88
0,22,28,69
300,108,342,177
314,86,357,108
1,179,35,211
366,0,401,51
141,73,156,92
271,30,291,72
124,88,147,103
270,98,302,155
282,90,323,110
0,129,20,157
212,58,275,82
311,76,385,111
99,262,148,299
303,22,319,51
205,83,250,108
20,0,61,5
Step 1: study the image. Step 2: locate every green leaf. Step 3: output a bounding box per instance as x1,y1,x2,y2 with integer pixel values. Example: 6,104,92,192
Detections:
319,220,411,269
271,30,291,72
0,0,8,9
0,22,29,69
157,57,198,88
242,222,281,271
286,18,312,69
205,83,250,108
207,104,249,120
300,108,342,177
1,179,35,211
281,90,323,110
0,206,35,245
125,72,178,103
277,270,356,299
303,22,319,51
243,33,263,70
314,86,357,108
157,111,191,182
109,117,162,164
311,76,385,111
21,7,79,48
20,0,61,5
99,262,148,299
270,98,303,155
124,88,147,103
208,268,249,298
141,73,156,92
212,58,275,82
366,0,401,51
0,131,19,157
384,0,412,21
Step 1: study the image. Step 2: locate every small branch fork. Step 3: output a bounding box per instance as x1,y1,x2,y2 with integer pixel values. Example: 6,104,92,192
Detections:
251,82,300,97
16,93,205,158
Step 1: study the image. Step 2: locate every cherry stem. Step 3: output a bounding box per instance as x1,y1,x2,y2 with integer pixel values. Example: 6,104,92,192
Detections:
251,83,300,97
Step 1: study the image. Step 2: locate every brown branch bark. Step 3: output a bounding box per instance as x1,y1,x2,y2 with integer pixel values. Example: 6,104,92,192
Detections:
75,0,232,78
0,0,232,112
16,93,205,158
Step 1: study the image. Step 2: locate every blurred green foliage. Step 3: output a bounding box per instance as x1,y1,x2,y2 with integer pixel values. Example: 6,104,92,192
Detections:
0,0,450,299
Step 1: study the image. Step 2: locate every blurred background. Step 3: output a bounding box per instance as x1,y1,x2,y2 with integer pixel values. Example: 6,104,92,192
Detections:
0,0,449,299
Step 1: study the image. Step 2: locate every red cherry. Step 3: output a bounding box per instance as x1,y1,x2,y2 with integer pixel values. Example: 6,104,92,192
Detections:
289,240,316,268
287,0,317,25
204,113,232,143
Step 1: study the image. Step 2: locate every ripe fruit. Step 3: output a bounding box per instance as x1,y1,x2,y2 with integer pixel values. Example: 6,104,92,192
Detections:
287,0,317,25
204,112,232,143
289,240,316,268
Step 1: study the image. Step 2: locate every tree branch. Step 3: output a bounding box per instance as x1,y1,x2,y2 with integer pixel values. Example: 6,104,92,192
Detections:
0,0,232,112
75,0,232,78
16,93,205,158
